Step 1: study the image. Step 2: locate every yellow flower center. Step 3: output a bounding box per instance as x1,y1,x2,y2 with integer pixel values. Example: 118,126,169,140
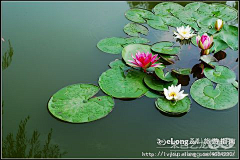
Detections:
182,31,187,34
169,92,177,97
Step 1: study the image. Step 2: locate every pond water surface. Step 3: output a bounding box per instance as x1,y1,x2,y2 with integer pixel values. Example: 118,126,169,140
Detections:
2,1,239,158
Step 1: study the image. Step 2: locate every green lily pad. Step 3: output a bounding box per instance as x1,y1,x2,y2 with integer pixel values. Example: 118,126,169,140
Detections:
97,37,149,54
109,59,127,69
204,65,236,84
232,81,238,89
161,15,185,28
151,42,180,55
214,24,238,51
159,54,178,64
99,61,148,99
48,84,114,123
155,68,176,82
123,23,149,37
145,90,161,98
153,2,184,16
144,74,178,92
200,55,218,64
190,78,238,110
122,44,152,66
175,10,200,31
172,68,191,75
147,15,168,31
155,96,191,114
191,35,198,46
125,8,155,23
210,38,229,53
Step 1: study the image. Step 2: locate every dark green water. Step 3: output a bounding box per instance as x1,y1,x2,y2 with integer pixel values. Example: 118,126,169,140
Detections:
2,1,239,158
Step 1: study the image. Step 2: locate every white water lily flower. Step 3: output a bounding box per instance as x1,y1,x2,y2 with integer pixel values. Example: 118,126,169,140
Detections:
163,84,188,101
174,26,195,40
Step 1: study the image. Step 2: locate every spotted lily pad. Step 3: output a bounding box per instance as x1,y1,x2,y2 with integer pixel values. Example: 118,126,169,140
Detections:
123,23,149,37
190,78,238,110
172,68,191,75
48,84,114,123
155,68,176,82
155,96,191,114
99,60,148,98
97,37,149,54
125,9,155,23
204,65,236,84
153,2,184,16
144,74,178,92
151,42,180,55
122,44,152,66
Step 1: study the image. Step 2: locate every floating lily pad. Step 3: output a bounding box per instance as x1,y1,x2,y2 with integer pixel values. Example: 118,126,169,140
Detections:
155,96,191,114
155,68,176,82
204,65,236,84
109,59,127,69
147,15,168,31
122,44,152,66
153,2,184,16
99,61,148,98
144,74,178,92
159,54,178,64
97,37,149,54
48,84,114,123
191,35,198,46
151,42,180,55
145,90,161,98
200,55,218,64
125,9,155,23
210,38,229,53
123,23,149,37
175,10,200,31
161,15,185,28
172,68,191,75
190,78,238,110
232,81,238,89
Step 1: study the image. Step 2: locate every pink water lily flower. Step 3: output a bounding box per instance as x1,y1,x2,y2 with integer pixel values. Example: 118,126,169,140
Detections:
196,33,214,55
128,51,162,72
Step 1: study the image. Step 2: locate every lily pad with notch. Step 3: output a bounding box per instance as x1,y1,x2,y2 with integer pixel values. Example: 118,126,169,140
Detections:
190,78,238,110
125,8,155,23
200,55,218,68
151,42,181,55
155,67,177,82
147,15,169,31
123,23,149,37
48,84,114,123
153,2,184,16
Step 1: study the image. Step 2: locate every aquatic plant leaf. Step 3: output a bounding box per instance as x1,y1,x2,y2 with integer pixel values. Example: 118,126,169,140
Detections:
155,96,191,114
151,42,180,55
122,44,152,66
99,64,148,98
145,90,161,98
214,24,238,51
172,68,191,75
232,81,238,89
190,78,238,110
123,23,149,37
210,38,229,53
191,35,198,46
109,59,126,69
159,54,178,64
147,15,168,31
204,65,236,84
48,84,114,123
200,55,218,64
97,37,149,54
155,68,176,82
153,2,184,16
161,15,185,28
144,74,178,92
125,8,155,23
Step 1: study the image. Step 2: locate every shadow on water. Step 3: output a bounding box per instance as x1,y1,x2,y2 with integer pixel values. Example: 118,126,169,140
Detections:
2,116,67,158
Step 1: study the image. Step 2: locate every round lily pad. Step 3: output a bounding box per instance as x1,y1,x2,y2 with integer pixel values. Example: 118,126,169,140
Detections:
147,15,169,31
155,68,176,82
151,42,180,55
48,84,114,123
145,90,160,98
204,65,236,84
172,68,191,75
155,96,191,114
159,54,178,64
144,74,178,92
190,78,238,110
161,15,185,28
153,2,184,16
125,8,155,23
122,44,152,66
99,61,148,99
123,23,148,37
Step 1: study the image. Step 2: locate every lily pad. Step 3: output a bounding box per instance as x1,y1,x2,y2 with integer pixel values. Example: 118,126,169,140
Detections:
172,68,191,75
122,44,152,66
151,42,180,55
200,55,218,64
153,2,184,16
109,59,127,69
161,15,185,28
204,65,236,84
155,96,191,114
97,37,149,54
123,23,149,37
125,8,155,23
159,54,178,64
210,38,229,53
155,68,176,82
190,78,238,110
99,61,148,98
144,74,178,92
145,90,161,98
147,15,168,31
191,35,198,46
175,10,200,31
232,81,238,89
48,84,114,123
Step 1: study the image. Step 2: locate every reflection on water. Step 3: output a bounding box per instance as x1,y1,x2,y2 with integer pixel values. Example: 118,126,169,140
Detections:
2,39,14,70
2,116,67,158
